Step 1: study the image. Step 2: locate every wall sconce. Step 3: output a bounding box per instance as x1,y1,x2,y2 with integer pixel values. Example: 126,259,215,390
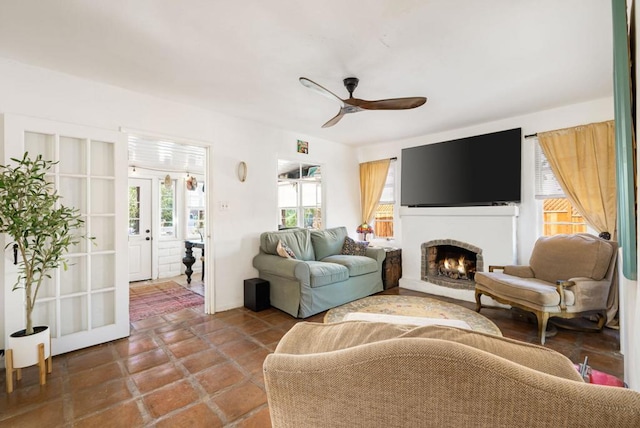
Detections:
237,161,248,182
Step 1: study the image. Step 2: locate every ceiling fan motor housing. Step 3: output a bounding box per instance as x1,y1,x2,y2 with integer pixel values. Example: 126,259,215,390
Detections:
343,77,359,96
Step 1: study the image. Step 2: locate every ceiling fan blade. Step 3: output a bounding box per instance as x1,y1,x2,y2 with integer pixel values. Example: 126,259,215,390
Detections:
300,77,345,105
349,97,427,110
321,110,346,128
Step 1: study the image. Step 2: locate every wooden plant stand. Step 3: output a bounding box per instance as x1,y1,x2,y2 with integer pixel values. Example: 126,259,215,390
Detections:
5,341,53,393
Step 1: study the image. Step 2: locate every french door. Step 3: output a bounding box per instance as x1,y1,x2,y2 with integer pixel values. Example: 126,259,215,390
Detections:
1,114,129,355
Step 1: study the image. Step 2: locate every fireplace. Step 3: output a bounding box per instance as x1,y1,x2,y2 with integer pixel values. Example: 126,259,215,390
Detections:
421,240,483,290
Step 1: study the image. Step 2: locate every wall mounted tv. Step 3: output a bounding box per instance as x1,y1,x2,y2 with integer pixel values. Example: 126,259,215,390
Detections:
401,128,522,207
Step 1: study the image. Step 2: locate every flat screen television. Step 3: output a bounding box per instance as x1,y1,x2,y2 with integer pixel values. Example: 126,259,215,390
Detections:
401,128,522,207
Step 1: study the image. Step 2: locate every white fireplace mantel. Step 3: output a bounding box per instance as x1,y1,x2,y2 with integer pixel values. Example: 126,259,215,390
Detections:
399,205,519,302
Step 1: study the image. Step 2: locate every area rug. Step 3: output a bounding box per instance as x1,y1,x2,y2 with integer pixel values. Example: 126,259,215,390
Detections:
324,295,502,336
129,281,204,321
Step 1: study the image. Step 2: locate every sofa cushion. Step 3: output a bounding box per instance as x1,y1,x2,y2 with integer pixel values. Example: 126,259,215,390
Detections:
307,261,349,288
261,229,315,261
310,227,348,260
475,271,575,308
322,255,378,277
341,236,369,256
529,234,614,283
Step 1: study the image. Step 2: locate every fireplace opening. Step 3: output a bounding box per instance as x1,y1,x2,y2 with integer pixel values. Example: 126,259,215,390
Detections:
421,240,483,290
436,245,476,281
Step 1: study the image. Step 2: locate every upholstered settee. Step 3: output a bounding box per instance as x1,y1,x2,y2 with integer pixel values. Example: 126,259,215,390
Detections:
252,227,385,318
475,233,617,344
263,321,640,428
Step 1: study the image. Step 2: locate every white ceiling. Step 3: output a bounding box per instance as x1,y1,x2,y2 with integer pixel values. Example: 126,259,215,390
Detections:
0,1,613,146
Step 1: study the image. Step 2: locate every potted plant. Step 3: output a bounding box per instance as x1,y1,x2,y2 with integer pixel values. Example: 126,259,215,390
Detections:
0,152,87,375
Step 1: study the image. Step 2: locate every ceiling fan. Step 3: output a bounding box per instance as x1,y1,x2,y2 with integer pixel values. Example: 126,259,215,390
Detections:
299,77,427,128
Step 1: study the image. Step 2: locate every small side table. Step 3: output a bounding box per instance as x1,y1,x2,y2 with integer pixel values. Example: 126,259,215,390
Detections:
381,248,402,289
244,278,270,311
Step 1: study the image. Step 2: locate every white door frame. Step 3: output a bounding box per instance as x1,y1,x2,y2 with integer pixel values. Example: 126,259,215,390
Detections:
204,143,214,314
123,128,214,314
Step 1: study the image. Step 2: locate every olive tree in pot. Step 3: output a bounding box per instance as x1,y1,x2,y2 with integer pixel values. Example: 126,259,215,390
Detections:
0,152,87,391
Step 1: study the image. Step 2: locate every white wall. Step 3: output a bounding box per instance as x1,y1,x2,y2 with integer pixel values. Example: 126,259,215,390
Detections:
0,57,360,329
357,97,614,263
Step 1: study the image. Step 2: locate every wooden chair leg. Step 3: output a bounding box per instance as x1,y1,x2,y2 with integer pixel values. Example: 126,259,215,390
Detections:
536,311,550,345
5,349,13,394
596,310,607,330
475,290,483,312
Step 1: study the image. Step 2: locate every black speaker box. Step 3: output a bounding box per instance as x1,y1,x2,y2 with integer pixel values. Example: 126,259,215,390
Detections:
243,278,270,311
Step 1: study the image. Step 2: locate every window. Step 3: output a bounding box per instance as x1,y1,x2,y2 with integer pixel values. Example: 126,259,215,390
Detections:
373,160,396,238
278,160,322,229
186,180,205,238
128,185,141,235
535,141,586,236
160,179,176,236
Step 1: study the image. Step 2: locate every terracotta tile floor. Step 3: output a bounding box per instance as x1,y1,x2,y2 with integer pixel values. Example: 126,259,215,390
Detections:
0,283,623,427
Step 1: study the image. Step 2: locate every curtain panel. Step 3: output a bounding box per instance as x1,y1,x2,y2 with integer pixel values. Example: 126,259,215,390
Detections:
538,120,617,239
359,159,391,225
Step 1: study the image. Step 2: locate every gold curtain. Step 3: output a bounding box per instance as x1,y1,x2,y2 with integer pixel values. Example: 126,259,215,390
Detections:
538,120,618,326
538,120,617,238
359,159,391,224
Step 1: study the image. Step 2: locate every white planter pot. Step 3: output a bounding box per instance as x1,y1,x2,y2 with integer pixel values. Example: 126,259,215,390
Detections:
7,326,51,369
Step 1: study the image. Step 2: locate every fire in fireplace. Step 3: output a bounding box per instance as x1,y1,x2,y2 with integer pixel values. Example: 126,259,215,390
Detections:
422,240,483,290
436,246,476,280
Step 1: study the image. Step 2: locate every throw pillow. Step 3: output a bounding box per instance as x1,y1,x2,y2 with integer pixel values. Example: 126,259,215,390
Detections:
276,240,297,259
341,236,369,256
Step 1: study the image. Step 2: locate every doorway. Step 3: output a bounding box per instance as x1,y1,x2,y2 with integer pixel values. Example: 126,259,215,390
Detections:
126,132,211,311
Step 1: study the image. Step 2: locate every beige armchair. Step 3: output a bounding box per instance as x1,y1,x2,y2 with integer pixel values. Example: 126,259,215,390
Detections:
263,322,640,427
474,233,617,344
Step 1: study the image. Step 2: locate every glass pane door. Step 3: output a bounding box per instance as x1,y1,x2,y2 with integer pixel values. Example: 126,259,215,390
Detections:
2,114,128,356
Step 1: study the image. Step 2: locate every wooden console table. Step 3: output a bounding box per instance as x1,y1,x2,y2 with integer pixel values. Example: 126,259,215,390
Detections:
382,248,402,289
183,240,204,284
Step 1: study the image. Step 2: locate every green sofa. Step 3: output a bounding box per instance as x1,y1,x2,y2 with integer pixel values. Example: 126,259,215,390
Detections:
252,227,385,318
